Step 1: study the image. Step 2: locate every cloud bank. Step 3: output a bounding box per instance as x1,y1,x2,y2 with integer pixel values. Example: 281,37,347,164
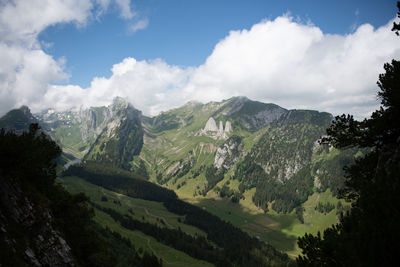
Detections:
0,1,399,119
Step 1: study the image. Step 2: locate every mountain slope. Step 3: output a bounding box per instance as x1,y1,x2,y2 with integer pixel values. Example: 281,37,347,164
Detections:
2,96,358,257
62,162,293,266
0,106,38,133
36,106,111,158
84,97,144,170
138,97,350,210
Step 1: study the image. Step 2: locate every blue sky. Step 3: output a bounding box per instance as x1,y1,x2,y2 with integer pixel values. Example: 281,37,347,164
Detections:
39,0,396,87
0,0,399,118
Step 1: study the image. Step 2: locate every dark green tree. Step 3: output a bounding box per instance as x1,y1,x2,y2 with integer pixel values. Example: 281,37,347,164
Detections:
0,123,61,191
297,4,400,266
393,2,400,35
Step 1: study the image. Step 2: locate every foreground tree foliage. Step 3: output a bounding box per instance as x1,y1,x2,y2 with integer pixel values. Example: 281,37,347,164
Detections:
0,125,161,266
297,27,400,266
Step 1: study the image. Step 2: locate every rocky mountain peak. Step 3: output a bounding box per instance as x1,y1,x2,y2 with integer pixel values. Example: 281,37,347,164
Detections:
19,105,31,115
202,117,232,139
224,98,288,131
110,96,129,112
0,106,38,133
204,117,218,132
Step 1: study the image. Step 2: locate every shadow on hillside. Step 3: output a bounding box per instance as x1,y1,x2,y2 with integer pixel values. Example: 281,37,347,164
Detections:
190,197,299,253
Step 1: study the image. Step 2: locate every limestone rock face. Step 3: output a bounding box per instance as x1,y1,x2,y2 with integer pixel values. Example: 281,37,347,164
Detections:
219,121,224,135
79,107,111,142
202,117,232,139
225,121,232,133
84,97,144,170
204,117,218,132
214,136,242,169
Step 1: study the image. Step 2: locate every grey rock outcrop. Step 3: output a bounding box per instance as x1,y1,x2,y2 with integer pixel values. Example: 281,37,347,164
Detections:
78,106,110,142
203,117,218,132
219,121,224,136
0,175,75,266
202,117,232,139
84,97,144,170
214,136,242,169
225,121,232,133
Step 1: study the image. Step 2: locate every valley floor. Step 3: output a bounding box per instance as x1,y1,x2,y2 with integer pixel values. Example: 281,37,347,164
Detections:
60,176,342,260
60,176,214,267
181,188,341,257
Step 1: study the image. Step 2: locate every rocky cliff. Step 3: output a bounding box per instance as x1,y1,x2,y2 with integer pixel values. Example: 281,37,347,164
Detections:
84,97,144,170
214,135,242,169
202,117,232,139
0,176,75,267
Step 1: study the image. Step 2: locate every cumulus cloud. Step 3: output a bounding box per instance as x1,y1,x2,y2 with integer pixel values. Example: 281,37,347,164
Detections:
0,44,67,113
0,0,141,116
44,15,399,119
0,0,93,46
0,0,93,115
0,7,399,119
185,16,400,118
42,57,193,115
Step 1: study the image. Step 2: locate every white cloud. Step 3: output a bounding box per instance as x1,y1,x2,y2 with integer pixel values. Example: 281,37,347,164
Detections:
42,57,193,115
0,8,399,120
184,16,400,118
0,0,89,115
0,0,93,46
128,18,149,34
0,0,144,116
0,43,67,114
115,0,135,19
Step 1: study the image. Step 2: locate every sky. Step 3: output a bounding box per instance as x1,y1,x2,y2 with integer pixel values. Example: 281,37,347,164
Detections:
0,0,399,119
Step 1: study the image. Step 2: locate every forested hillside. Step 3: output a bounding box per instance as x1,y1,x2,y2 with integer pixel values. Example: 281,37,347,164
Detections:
0,124,161,266
63,161,294,266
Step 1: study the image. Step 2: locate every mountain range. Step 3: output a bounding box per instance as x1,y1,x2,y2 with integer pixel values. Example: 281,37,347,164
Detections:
0,96,357,263
31,96,355,211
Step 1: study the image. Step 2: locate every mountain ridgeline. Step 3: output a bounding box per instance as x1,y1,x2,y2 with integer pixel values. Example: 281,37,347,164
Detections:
84,97,144,170
32,96,355,213
0,96,358,265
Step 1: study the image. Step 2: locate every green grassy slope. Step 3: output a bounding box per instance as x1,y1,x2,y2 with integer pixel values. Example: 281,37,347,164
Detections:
134,97,356,258
59,176,213,267
60,162,293,266
183,188,348,258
